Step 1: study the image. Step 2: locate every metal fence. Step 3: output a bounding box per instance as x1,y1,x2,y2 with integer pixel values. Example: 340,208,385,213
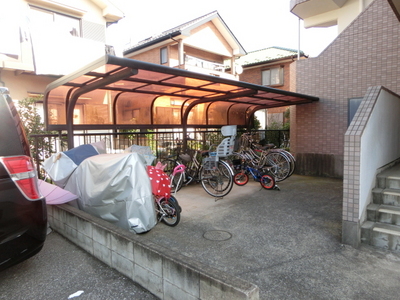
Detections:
30,129,289,179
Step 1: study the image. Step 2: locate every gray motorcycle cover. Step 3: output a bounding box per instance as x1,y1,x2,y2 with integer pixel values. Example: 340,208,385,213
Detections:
64,153,157,233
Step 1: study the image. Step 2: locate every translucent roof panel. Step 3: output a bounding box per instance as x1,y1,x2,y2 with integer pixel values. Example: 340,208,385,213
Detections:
43,55,318,137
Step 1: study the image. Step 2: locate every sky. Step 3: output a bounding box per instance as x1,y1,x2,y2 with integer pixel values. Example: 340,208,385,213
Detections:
107,0,338,58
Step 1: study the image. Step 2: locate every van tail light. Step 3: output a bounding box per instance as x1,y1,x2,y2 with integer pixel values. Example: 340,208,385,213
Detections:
0,155,42,200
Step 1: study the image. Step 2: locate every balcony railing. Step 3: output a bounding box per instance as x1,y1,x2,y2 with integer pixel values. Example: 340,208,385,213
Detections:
184,55,225,72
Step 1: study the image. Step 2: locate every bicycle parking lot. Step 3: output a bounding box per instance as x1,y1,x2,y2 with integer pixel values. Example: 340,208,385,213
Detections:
3,175,400,299
138,175,400,300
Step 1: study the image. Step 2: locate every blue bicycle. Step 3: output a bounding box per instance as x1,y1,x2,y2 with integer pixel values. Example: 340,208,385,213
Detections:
232,159,278,190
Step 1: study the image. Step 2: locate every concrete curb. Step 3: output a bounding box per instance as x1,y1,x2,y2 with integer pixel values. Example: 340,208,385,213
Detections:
47,204,259,300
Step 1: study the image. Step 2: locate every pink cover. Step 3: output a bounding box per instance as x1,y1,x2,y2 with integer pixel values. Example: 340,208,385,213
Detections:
38,179,78,205
147,166,171,198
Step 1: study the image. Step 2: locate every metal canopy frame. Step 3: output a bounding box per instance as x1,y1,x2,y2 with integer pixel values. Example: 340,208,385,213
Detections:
43,55,319,149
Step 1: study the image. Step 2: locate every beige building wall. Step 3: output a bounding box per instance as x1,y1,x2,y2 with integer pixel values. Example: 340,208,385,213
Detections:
1,71,57,100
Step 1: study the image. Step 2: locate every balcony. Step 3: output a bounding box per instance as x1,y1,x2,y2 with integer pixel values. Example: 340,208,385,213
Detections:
31,30,106,76
290,0,348,19
183,55,236,80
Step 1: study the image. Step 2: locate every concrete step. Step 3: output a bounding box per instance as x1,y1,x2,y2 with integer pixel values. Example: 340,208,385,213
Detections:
367,204,400,225
372,188,400,206
377,163,400,189
361,221,400,252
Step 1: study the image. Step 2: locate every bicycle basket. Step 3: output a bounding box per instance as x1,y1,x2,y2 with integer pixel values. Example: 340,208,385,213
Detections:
179,153,191,162
203,155,219,170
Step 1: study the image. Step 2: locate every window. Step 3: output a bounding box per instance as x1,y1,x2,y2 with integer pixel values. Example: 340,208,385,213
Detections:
160,47,168,64
348,97,363,126
29,6,81,37
262,67,284,86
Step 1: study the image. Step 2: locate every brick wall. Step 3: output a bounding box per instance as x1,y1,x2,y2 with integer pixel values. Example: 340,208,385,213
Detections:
240,62,292,91
240,61,294,123
293,0,400,177
127,47,160,65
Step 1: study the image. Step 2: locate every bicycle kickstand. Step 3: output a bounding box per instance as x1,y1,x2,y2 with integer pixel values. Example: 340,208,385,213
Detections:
214,196,224,202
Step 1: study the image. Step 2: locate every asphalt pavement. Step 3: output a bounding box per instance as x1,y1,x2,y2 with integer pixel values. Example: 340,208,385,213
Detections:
0,230,157,300
1,174,400,300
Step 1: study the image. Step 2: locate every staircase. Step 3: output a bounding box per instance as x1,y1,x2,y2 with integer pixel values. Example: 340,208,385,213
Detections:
361,163,400,251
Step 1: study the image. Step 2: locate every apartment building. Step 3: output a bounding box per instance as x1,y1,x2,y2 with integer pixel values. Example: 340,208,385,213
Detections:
290,0,400,247
0,0,123,100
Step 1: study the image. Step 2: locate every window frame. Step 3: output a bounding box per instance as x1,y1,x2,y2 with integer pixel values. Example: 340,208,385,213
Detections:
29,5,82,37
160,47,168,65
261,66,284,87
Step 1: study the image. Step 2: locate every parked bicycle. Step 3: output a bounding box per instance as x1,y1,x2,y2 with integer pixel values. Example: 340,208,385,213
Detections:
154,194,180,226
162,148,234,198
231,157,278,190
233,132,295,182
162,126,237,198
147,165,181,226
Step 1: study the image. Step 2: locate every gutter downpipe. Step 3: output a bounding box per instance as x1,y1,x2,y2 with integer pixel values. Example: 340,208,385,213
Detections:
170,34,184,67
66,68,138,148
298,18,301,60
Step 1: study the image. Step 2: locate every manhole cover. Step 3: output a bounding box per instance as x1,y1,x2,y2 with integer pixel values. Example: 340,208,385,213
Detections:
203,230,232,241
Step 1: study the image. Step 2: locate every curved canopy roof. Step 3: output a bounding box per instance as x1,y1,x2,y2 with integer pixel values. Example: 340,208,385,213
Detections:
43,55,318,147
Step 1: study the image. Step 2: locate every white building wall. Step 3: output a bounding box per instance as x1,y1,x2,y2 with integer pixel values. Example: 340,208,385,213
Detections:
359,88,400,219
343,86,400,247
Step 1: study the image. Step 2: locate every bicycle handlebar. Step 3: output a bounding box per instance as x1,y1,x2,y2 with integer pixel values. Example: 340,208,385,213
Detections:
172,164,186,176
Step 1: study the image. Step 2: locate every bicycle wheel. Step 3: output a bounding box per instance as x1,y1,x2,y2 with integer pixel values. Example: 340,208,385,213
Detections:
264,152,291,182
282,150,296,177
260,174,275,190
169,195,182,213
271,149,296,177
161,159,183,193
159,198,180,226
233,171,249,186
200,160,233,197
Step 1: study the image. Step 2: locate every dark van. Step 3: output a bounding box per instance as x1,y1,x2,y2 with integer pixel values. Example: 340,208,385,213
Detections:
0,87,47,271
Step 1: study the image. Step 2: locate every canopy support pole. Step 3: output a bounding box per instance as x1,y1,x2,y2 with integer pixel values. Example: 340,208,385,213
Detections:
66,68,138,149
181,90,256,152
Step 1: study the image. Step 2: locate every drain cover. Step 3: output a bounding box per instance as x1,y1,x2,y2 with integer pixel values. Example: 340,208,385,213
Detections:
203,230,232,241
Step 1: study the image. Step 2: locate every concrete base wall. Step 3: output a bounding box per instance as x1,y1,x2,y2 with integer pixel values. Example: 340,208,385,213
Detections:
47,204,259,300
342,220,360,249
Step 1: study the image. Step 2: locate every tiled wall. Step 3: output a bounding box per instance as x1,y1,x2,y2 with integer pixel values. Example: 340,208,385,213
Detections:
343,86,400,246
343,87,379,225
293,0,400,177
